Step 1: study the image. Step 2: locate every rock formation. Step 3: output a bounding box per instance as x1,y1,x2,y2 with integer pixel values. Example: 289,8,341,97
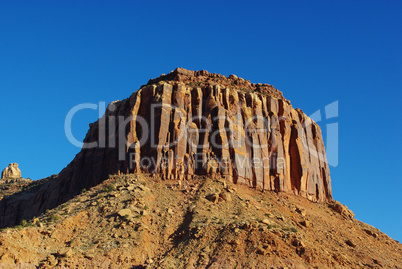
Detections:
0,68,333,228
1,163,21,179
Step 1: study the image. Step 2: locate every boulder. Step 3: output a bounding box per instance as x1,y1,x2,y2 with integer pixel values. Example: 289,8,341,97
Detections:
117,209,132,219
330,201,355,219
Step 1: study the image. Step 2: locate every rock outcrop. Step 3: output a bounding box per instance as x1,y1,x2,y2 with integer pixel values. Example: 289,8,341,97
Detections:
1,163,21,179
0,68,333,228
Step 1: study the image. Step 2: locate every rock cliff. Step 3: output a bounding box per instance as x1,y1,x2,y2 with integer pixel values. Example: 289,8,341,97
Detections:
1,163,21,179
0,68,332,228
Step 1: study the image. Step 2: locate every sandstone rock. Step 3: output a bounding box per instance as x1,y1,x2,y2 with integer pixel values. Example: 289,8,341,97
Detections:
345,239,356,248
84,253,94,260
127,185,135,191
295,206,306,216
330,201,354,219
0,68,333,228
262,219,271,225
219,192,232,202
206,194,220,203
300,220,311,227
1,163,21,179
58,248,73,257
68,238,81,247
47,255,58,266
117,209,132,218
363,229,379,238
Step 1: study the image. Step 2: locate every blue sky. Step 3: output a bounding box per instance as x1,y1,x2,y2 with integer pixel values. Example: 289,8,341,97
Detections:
0,1,401,241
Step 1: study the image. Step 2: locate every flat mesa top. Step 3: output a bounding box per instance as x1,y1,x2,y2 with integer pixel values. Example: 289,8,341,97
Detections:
143,67,285,100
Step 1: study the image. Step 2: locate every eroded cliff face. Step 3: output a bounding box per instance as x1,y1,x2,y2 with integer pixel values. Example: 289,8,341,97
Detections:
0,68,332,228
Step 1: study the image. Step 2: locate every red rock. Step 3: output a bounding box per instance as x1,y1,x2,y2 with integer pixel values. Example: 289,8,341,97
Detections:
0,68,333,228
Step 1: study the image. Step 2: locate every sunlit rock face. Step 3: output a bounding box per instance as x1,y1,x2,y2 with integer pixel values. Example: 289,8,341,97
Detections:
70,68,332,203
0,68,333,228
1,163,21,179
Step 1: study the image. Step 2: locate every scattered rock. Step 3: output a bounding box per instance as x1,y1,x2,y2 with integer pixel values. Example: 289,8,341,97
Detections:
262,219,271,225
84,253,94,260
330,201,354,219
219,192,232,202
256,247,266,255
295,206,306,216
58,248,74,258
363,229,378,238
68,238,80,247
345,239,356,248
127,185,135,191
47,255,58,266
117,209,132,218
206,194,220,203
277,215,285,221
300,220,311,227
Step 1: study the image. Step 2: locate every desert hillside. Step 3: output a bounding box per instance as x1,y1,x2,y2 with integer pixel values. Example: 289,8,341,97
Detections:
0,174,400,268
0,69,400,268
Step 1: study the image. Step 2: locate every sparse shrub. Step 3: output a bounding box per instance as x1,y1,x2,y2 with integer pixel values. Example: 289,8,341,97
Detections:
20,219,28,227
236,208,242,216
218,219,224,224
291,227,298,233
103,184,115,192
49,214,60,223
81,188,87,194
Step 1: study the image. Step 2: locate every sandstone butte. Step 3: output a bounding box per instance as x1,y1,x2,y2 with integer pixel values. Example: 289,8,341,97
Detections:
1,163,21,180
0,68,332,228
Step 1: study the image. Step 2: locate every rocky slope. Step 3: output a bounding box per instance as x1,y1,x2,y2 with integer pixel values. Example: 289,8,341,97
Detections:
0,68,332,228
0,174,400,268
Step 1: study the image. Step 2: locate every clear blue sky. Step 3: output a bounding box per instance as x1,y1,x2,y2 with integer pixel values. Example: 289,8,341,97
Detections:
0,1,401,241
